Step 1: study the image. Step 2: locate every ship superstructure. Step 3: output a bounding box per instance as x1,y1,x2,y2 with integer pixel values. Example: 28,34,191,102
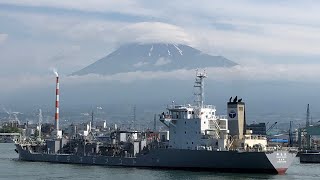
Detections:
160,72,228,150
15,71,296,174
160,71,266,152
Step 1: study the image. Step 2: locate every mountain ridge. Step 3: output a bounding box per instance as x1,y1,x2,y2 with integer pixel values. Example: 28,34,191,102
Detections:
71,43,238,76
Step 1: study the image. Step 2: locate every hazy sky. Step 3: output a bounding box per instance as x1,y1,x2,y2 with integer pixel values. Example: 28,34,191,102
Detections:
1,1,320,94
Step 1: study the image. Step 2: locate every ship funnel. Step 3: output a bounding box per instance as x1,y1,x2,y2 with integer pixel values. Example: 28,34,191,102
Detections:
227,96,246,140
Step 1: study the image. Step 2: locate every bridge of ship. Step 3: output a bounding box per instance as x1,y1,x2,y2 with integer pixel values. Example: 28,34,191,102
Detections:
159,104,227,130
159,104,218,126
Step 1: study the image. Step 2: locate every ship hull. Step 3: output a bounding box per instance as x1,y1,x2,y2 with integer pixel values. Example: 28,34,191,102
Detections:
300,153,320,163
15,144,295,174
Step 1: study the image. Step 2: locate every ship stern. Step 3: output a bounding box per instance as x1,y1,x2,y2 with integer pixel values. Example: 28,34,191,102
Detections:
14,143,27,160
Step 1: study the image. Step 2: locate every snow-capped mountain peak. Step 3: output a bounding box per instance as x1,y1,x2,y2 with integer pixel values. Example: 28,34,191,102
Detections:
71,43,237,76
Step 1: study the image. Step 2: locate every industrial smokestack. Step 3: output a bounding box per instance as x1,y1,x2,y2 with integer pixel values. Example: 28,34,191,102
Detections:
54,71,60,133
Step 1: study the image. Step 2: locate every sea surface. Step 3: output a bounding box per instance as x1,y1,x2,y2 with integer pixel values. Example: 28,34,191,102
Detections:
0,143,319,180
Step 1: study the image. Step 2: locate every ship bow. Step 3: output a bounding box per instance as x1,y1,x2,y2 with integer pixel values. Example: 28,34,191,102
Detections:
266,150,296,174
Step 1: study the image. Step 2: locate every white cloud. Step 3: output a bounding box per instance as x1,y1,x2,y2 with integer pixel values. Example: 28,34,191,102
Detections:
0,11,195,76
1,10,191,45
66,64,320,83
117,22,193,45
164,0,320,26
0,39,98,76
9,10,320,57
0,74,51,93
0,33,8,44
133,61,149,68
2,0,320,77
0,11,127,43
2,63,320,96
189,21,320,56
154,57,171,66
4,0,320,26
5,0,320,107
1,0,156,17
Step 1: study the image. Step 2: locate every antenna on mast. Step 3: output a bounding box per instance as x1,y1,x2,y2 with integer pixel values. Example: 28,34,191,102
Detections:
289,121,293,147
194,70,207,108
306,104,311,149
91,110,94,132
306,104,310,127
153,114,157,132
132,105,136,130
37,109,42,141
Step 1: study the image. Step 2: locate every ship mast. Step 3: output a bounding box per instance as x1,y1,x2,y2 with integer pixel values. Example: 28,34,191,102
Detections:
132,105,136,130
306,104,311,149
306,104,310,127
194,70,207,108
37,109,42,141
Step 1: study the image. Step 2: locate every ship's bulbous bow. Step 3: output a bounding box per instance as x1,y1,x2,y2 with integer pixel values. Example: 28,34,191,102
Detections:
276,168,288,175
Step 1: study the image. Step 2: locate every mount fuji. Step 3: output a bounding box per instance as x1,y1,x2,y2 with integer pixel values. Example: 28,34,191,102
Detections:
71,43,237,76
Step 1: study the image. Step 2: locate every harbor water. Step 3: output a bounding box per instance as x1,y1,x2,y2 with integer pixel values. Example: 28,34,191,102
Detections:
0,143,319,180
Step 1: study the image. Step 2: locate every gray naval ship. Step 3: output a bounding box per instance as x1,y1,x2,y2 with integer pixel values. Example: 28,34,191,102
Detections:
15,72,296,174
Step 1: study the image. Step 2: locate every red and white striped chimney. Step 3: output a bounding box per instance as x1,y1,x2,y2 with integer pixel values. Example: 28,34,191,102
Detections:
54,72,59,132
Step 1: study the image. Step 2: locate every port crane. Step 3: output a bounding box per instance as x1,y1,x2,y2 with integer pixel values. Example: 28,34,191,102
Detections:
266,122,278,133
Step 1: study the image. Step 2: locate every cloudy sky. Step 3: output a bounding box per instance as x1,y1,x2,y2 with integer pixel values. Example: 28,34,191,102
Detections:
1,0,320,94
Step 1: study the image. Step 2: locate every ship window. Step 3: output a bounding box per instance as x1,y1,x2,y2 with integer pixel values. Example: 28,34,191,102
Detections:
204,121,206,124
185,121,186,124
192,142,193,144
186,142,188,144
185,131,186,134
188,111,191,114
192,111,194,114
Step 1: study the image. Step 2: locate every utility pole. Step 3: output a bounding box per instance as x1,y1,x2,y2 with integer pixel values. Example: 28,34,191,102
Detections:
289,121,293,147
91,110,94,132
153,114,157,132
306,104,311,149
